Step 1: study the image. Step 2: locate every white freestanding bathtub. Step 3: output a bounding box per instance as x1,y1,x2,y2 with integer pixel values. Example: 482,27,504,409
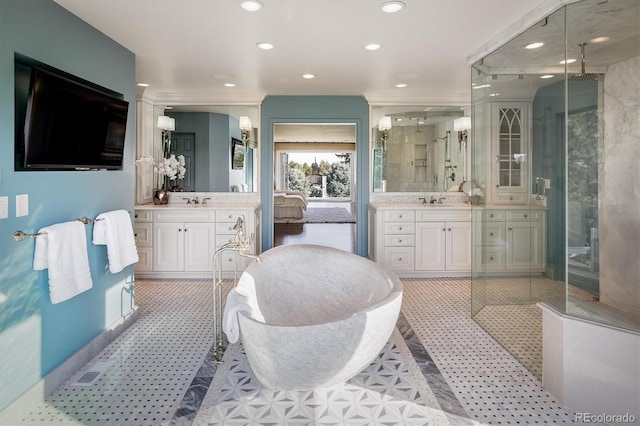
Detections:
233,244,403,390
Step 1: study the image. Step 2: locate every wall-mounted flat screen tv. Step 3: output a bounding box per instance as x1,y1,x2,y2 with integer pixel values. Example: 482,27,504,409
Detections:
16,61,129,171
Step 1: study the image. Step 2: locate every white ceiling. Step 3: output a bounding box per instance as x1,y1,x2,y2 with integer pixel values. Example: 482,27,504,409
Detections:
54,0,546,106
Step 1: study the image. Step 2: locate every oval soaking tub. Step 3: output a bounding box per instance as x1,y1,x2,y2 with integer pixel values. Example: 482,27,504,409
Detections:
232,244,403,390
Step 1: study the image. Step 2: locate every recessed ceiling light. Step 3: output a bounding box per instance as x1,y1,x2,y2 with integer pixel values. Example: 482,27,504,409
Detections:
396,83,407,88
560,58,577,64
136,82,150,87
365,43,382,51
525,42,544,49
540,75,554,79
240,1,263,12
224,83,236,87
590,36,610,43
380,1,405,13
302,74,315,79
256,42,274,50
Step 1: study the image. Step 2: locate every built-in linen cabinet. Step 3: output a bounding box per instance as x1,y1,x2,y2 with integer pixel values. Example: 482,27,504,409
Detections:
491,102,530,205
133,210,153,272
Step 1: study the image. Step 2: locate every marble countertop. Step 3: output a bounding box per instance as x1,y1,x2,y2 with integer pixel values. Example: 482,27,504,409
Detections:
369,202,547,210
135,202,261,211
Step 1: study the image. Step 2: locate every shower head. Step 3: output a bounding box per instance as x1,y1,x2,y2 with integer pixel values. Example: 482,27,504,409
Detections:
568,43,604,81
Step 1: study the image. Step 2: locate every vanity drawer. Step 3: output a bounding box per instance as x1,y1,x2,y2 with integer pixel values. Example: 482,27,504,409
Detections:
495,193,528,204
415,209,471,222
216,210,248,223
134,222,153,247
134,210,152,222
383,210,415,222
384,222,415,235
216,222,239,235
477,223,505,246
153,210,214,223
482,210,506,221
506,210,543,221
384,235,415,247
384,247,415,271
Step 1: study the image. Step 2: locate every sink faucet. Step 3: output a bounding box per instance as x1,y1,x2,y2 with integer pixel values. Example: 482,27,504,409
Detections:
438,197,446,204
418,197,427,205
192,197,200,205
183,197,191,205
202,197,211,205
429,196,437,204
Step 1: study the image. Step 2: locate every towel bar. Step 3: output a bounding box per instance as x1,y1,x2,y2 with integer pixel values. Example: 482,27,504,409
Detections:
13,216,104,241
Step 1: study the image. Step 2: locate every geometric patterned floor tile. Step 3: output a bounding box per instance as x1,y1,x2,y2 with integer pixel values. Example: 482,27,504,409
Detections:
193,329,458,426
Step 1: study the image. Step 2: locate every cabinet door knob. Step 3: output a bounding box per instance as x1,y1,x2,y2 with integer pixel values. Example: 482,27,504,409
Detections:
448,228,451,231
490,214,494,218
398,226,403,230
178,228,182,232
490,232,494,236
490,256,495,261
442,228,446,231
397,257,403,261
398,239,403,243
228,214,233,219
508,227,513,231
398,214,403,218
524,214,528,218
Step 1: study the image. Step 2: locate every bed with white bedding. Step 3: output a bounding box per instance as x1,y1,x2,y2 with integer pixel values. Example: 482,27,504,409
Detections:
274,191,307,220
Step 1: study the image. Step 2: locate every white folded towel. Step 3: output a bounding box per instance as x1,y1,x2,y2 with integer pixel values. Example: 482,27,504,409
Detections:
92,210,139,273
223,287,264,343
33,221,93,304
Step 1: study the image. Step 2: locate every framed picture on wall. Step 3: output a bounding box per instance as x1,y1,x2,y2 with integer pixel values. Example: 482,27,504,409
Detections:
231,137,245,170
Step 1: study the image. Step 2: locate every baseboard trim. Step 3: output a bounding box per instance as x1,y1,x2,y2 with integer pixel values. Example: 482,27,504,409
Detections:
0,307,139,425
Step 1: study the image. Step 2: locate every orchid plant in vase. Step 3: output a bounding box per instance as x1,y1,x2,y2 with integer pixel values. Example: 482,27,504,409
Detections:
136,154,187,204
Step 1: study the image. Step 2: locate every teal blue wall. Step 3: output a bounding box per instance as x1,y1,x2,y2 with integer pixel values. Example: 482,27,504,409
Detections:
259,96,369,256
0,0,136,411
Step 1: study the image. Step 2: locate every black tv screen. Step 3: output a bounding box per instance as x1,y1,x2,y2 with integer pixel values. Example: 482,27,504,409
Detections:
18,65,129,170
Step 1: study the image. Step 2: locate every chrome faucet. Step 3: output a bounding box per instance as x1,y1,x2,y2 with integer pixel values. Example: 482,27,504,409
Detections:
418,197,427,205
191,197,200,205
429,196,437,204
202,197,211,205
438,197,446,204
183,197,191,204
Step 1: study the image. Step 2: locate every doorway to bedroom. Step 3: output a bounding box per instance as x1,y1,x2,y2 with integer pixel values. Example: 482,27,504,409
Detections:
273,123,356,253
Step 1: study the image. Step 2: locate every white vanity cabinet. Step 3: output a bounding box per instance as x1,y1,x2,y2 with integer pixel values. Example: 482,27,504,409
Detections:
134,205,260,278
370,204,471,277
152,210,216,272
415,209,472,272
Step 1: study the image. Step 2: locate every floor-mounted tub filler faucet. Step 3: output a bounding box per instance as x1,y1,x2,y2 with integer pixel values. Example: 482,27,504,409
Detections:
211,216,260,363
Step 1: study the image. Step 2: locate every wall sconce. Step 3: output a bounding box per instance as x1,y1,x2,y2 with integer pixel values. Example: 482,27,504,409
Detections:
453,116,471,149
378,116,392,151
157,115,175,154
239,116,252,143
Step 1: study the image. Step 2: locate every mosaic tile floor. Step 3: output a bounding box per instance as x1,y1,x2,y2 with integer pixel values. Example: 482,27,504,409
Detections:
18,278,579,425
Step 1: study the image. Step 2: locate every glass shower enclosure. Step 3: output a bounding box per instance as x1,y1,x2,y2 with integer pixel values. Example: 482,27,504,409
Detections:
470,0,639,380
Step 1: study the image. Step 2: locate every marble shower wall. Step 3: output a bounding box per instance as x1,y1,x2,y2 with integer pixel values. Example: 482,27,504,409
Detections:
599,55,640,316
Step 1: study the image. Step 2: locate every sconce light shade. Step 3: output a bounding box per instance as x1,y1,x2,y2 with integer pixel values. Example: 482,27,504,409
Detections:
157,115,175,131
378,116,392,131
453,117,471,132
239,116,252,131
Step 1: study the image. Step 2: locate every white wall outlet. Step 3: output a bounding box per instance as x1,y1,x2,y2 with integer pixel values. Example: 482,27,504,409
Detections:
16,194,29,217
0,196,8,219
544,179,551,190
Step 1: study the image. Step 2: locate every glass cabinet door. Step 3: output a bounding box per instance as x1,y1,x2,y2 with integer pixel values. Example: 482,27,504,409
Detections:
497,105,525,189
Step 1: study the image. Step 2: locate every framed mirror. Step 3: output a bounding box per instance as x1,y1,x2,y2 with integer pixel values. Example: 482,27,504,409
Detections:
371,105,470,193
163,104,259,192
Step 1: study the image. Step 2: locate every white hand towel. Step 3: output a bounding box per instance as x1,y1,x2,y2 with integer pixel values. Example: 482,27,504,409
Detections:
92,210,139,273
223,287,264,343
33,221,93,304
